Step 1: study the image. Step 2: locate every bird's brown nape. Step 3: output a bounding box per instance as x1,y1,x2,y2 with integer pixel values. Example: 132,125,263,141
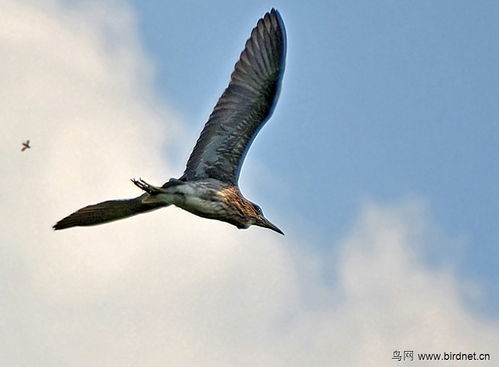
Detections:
217,186,258,217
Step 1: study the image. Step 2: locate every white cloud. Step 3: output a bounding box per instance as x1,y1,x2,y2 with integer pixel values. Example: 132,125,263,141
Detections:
1,1,498,366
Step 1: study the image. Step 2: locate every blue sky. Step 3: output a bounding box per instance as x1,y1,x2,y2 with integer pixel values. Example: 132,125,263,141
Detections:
129,1,499,312
1,1,498,365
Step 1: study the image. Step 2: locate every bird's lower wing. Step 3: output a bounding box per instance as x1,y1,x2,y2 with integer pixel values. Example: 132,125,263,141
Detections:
53,194,168,230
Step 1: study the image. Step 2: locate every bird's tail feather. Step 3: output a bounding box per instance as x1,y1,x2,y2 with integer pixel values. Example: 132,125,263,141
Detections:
53,194,169,230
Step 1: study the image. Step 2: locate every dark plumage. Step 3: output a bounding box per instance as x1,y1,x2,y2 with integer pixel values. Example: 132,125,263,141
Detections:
54,9,286,234
182,9,286,185
21,140,31,151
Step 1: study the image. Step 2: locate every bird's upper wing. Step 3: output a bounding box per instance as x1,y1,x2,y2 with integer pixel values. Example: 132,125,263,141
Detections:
180,9,286,185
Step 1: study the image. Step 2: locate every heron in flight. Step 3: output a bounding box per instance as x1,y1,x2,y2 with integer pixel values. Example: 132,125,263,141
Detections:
54,9,286,234
21,140,31,151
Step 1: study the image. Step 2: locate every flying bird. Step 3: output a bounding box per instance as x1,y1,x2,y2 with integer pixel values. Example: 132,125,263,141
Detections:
53,9,286,234
21,140,31,151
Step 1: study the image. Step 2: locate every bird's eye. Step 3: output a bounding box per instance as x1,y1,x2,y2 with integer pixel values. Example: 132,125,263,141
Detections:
253,204,262,215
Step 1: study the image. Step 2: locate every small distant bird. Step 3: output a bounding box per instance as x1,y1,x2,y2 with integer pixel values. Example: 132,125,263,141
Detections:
54,9,286,234
21,140,31,151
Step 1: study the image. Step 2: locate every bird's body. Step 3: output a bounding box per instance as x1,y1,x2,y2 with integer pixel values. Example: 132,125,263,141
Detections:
54,9,286,234
21,140,30,151
134,178,276,230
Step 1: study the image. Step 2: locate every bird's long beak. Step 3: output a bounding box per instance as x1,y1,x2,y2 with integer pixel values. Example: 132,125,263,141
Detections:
258,216,284,235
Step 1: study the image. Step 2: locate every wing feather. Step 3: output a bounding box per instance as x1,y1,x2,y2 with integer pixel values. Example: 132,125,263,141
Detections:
181,9,286,185
53,194,168,230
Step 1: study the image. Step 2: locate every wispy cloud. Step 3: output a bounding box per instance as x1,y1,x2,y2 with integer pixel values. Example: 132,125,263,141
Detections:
1,1,497,366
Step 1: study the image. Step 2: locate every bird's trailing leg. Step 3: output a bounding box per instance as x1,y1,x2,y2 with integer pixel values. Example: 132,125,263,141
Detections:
131,178,166,195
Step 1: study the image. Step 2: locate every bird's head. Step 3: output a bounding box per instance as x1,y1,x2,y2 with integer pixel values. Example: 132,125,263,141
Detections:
248,203,284,235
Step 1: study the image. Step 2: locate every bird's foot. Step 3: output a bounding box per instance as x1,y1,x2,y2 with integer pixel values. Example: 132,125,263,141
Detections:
131,178,165,195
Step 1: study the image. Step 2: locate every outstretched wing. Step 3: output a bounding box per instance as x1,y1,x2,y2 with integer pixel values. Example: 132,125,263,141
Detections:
53,194,168,230
181,9,286,185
